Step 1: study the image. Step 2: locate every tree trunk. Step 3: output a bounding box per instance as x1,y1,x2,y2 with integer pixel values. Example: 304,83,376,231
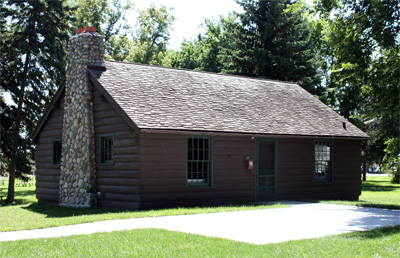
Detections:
5,52,31,204
5,104,22,204
362,161,367,182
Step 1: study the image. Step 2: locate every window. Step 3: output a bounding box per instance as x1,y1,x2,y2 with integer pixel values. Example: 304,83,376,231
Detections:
52,139,62,165
314,140,333,182
100,134,114,164
186,136,213,187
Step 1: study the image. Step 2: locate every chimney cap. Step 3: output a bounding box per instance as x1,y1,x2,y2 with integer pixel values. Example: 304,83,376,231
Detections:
75,26,96,35
75,28,84,35
84,26,96,33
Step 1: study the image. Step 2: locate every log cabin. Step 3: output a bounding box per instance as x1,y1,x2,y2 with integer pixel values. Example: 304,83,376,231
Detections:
32,27,368,209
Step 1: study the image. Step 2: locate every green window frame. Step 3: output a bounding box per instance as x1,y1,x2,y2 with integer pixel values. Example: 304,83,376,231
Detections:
52,138,62,165
314,140,333,183
186,135,213,187
100,134,114,164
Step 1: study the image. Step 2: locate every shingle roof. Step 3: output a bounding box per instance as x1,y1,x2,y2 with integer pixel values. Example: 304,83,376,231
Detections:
88,61,368,138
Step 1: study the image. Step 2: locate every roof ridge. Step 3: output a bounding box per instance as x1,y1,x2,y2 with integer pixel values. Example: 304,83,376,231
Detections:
103,60,299,86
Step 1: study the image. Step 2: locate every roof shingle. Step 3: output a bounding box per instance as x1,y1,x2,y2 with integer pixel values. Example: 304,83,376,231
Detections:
89,61,368,138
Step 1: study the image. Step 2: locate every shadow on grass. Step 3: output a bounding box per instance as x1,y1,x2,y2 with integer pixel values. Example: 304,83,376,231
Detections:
0,188,37,206
362,181,399,192
11,198,36,206
351,201,400,210
1,199,33,206
22,201,282,219
299,199,400,210
23,202,130,218
15,188,36,197
343,225,400,239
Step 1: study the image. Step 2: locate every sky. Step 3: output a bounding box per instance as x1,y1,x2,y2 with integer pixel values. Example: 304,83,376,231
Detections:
131,0,243,50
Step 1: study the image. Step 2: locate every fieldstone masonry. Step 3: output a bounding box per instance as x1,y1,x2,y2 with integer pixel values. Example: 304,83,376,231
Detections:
60,27,105,207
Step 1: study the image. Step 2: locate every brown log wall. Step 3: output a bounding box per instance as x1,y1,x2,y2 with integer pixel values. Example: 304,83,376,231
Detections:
139,133,256,209
278,138,362,200
35,94,64,204
93,85,140,209
140,135,362,208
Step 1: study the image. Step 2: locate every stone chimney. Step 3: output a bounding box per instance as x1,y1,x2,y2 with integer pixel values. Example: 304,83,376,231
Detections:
60,27,105,207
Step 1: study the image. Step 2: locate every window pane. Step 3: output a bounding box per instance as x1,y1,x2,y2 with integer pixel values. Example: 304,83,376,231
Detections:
199,149,204,160
101,136,114,163
109,138,113,160
105,138,113,161
186,137,212,186
315,141,332,182
204,148,209,160
53,140,62,164
57,142,62,163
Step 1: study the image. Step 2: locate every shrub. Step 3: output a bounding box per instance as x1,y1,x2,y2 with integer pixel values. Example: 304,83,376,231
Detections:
382,138,400,184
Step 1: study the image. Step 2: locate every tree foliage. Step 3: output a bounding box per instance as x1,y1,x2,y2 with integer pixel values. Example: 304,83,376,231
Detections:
314,0,400,181
171,15,237,73
70,0,134,58
231,0,321,93
0,0,73,203
171,0,321,95
125,4,175,66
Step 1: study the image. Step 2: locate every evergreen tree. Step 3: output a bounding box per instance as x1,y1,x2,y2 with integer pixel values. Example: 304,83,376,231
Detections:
0,0,72,203
227,0,320,94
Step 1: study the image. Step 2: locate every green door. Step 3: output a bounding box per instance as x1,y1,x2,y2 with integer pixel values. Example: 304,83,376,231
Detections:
256,139,278,201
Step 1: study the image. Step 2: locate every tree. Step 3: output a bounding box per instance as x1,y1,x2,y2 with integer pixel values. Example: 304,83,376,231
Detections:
314,0,400,181
171,1,322,95
224,0,321,94
364,47,400,182
170,39,200,70
171,14,238,73
70,0,134,59
0,0,72,204
126,4,175,66
106,34,134,62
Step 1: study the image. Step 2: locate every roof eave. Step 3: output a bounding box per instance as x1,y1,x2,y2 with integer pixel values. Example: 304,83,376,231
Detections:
139,128,369,140
31,81,66,142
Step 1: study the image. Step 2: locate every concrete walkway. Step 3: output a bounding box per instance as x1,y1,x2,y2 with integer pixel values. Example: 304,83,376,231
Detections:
1,202,399,244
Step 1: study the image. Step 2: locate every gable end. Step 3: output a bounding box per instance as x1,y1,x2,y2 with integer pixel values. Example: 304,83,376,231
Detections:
31,81,65,143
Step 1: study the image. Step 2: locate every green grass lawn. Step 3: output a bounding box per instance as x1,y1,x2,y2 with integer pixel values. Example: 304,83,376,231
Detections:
318,176,400,209
1,176,399,257
1,176,398,233
0,178,286,232
0,226,399,257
